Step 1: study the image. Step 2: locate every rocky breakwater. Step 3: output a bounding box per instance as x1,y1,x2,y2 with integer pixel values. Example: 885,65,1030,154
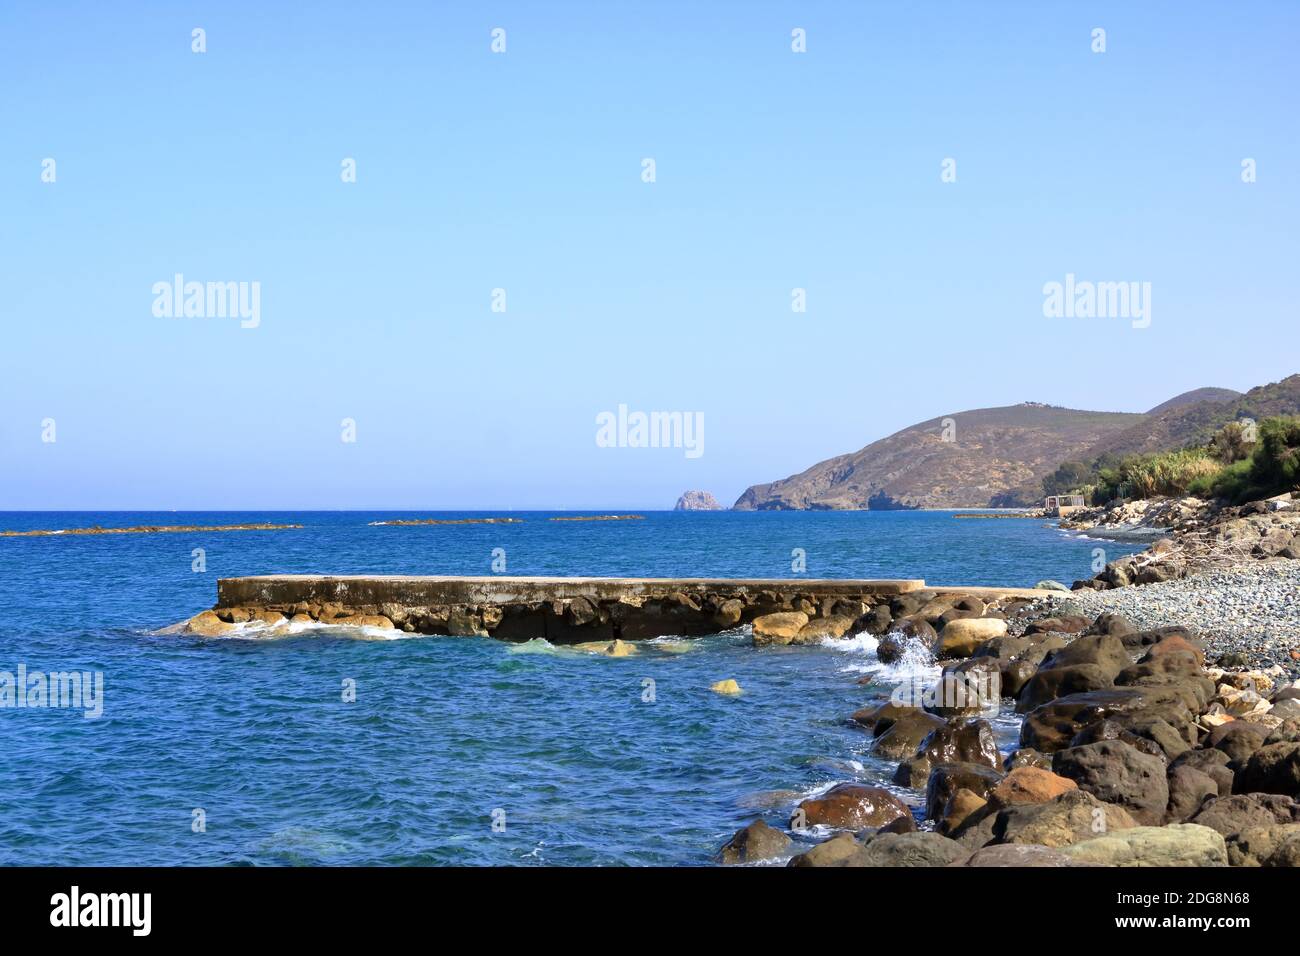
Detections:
176,575,997,642
720,597,1300,867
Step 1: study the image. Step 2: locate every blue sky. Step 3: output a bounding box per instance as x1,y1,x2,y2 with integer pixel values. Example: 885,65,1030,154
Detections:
2,1,1297,509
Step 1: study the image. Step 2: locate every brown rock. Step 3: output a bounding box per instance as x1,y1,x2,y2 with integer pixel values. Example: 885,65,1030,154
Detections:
934,618,1007,659
871,710,947,759
993,790,1138,847
719,819,792,864
751,611,810,647
1052,740,1170,825
795,784,912,830
185,610,237,636
989,767,1078,809
939,788,988,835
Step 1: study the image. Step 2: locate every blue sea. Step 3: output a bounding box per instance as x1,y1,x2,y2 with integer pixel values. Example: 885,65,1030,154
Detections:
0,510,1141,866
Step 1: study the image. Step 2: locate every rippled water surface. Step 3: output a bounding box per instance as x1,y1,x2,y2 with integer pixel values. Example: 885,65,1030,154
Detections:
0,510,1142,865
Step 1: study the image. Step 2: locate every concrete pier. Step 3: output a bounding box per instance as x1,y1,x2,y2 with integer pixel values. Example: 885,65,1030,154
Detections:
189,575,1048,643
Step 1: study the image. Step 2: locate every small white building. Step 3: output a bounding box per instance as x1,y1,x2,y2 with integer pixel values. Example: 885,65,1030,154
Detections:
1044,494,1087,517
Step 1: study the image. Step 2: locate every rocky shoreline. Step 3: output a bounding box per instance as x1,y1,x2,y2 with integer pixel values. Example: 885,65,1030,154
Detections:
1064,492,1300,588
720,594,1300,867
1042,491,1300,677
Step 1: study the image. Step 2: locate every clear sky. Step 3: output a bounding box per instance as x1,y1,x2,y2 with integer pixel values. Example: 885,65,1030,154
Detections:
2,1,1297,510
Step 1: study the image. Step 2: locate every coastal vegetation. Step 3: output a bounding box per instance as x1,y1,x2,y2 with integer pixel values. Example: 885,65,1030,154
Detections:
1043,416,1300,506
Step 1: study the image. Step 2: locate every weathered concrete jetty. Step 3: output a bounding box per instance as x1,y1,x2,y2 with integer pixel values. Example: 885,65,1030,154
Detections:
184,575,1047,642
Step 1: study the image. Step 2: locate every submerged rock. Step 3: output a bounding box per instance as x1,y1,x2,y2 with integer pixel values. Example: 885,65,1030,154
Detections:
794,783,912,830
718,820,790,864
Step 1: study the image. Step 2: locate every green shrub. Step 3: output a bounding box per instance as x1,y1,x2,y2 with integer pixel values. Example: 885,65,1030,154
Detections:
1206,417,1300,503
1088,449,1224,503
1207,421,1256,464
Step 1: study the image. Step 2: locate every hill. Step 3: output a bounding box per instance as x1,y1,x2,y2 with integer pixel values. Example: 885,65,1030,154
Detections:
1083,375,1300,462
1145,387,1241,415
733,404,1145,510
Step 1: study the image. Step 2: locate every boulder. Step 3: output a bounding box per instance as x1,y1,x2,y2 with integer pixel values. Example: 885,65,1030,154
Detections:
1118,625,1198,652
1040,633,1129,679
1016,664,1114,713
1169,748,1235,797
925,763,1004,820
1143,634,1206,667
1116,654,1214,708
712,599,745,629
849,700,916,735
1004,748,1054,772
1226,823,1300,867
1236,742,1300,796
1190,793,1300,839
1207,721,1271,769
796,615,857,642
895,616,939,647
1062,824,1228,867
955,843,1093,867
795,784,912,830
719,820,791,864
876,631,922,665
938,788,988,835
1027,615,1091,635
710,679,742,695
871,710,947,759
185,610,237,636
1021,687,1193,753
922,718,1002,769
988,766,1078,809
1166,765,1219,822
1086,612,1135,637
890,591,938,618
971,635,1032,661
1272,699,1300,721
787,832,861,867
751,611,810,647
1052,740,1170,825
915,594,961,623
934,618,1007,659
853,831,969,867
927,662,1002,718
1070,716,1186,762
992,790,1137,847
1266,718,1300,745
893,718,1001,785
852,605,893,637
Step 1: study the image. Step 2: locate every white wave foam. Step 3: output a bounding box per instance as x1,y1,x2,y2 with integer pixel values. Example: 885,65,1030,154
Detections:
822,632,880,654
214,619,417,641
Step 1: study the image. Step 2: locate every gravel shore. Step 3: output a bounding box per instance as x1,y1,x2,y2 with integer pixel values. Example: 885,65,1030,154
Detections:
1024,559,1300,678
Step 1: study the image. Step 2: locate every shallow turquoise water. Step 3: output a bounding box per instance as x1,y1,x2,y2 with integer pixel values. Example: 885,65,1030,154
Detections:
0,510,1139,865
